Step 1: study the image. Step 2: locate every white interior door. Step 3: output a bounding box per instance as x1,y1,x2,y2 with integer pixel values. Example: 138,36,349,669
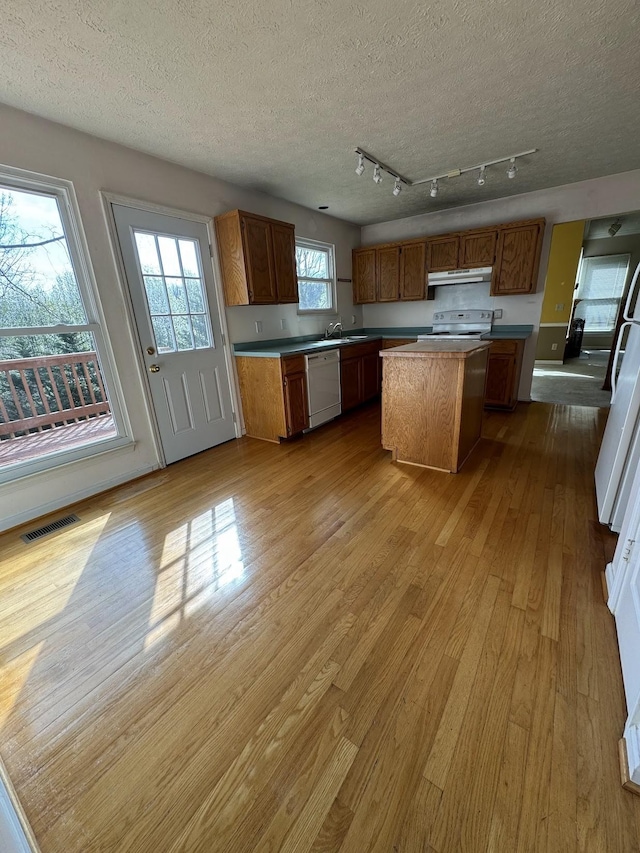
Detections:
112,204,236,464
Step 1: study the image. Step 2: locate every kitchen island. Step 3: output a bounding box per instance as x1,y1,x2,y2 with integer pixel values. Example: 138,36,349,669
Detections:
380,340,490,473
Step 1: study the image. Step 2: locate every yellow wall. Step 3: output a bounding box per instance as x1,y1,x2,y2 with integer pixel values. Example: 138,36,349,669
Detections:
539,220,585,324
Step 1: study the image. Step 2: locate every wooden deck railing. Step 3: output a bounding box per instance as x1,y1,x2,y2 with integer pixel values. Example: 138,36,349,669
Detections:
0,352,111,439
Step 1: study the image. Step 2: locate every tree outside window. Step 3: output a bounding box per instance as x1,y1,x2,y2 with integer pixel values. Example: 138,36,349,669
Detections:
295,239,336,313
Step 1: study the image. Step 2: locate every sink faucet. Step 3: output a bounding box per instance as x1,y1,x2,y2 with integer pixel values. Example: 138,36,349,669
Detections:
325,321,342,339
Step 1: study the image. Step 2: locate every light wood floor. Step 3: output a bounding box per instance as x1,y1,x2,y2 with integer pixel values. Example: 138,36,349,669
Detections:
1,401,639,852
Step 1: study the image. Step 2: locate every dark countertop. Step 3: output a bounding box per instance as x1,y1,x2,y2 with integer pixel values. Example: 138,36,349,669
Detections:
232,325,533,357
380,340,491,359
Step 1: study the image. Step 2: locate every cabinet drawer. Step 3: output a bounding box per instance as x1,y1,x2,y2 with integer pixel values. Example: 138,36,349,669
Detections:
281,354,306,376
382,338,416,349
341,340,381,360
489,340,519,355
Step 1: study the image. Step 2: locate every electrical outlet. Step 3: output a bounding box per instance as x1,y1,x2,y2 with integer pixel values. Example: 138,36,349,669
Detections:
255,320,263,334
281,318,288,331
551,343,558,351
555,303,565,312
493,308,503,319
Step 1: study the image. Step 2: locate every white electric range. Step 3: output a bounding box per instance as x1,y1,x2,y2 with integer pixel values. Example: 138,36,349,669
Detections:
418,309,494,340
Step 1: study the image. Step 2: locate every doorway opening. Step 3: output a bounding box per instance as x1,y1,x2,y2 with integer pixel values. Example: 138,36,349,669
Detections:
533,211,640,407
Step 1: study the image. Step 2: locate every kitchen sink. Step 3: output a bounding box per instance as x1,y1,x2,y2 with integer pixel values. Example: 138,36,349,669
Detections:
339,336,370,342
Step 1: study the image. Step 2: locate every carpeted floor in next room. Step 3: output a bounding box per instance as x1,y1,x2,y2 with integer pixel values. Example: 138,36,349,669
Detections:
531,349,611,408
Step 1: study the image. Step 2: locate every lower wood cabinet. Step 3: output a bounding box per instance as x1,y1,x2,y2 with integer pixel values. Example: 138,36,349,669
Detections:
235,354,309,442
484,340,525,410
340,341,382,412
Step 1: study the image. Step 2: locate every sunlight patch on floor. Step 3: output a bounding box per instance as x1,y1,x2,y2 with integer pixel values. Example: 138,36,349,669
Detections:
145,499,244,650
0,641,44,729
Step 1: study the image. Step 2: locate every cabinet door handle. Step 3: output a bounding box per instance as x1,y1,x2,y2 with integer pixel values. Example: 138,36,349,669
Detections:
283,376,288,386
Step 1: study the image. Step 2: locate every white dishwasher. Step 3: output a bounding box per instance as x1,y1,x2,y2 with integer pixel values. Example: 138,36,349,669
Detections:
305,349,341,429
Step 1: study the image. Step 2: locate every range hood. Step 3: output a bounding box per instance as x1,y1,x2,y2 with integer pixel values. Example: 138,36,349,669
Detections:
428,266,493,286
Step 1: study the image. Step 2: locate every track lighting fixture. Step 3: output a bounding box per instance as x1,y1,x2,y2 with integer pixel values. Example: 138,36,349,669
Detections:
608,219,622,237
352,146,535,200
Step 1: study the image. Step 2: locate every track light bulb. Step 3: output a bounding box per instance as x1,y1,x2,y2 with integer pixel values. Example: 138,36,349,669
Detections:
355,153,365,176
373,164,382,184
507,158,517,179
430,180,439,198
477,166,486,186
393,178,402,197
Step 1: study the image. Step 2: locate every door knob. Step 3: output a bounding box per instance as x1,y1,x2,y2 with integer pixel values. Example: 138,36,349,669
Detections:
146,346,156,355
149,364,160,373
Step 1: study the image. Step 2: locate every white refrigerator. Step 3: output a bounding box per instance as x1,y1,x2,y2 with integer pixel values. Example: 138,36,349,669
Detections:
595,262,640,532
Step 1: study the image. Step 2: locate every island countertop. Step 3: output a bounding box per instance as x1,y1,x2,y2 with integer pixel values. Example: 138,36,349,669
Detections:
380,340,491,359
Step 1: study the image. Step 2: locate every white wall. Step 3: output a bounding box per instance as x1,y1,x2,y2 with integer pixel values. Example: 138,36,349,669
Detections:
361,168,640,399
0,103,361,531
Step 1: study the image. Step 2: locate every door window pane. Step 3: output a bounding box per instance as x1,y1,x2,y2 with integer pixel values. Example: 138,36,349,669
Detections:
173,316,194,351
133,230,213,352
179,240,200,277
185,279,205,313
134,232,161,275
151,316,177,353
157,236,182,276
144,276,169,314
166,278,189,314
191,315,210,349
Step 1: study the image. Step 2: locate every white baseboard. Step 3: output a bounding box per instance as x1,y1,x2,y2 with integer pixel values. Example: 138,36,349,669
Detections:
0,465,157,534
0,758,40,852
623,723,640,788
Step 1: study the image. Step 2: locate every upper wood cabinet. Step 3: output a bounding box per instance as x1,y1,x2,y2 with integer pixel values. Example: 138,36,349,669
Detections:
214,210,297,306
353,248,377,304
353,242,427,304
377,246,401,302
427,236,460,272
400,243,426,300
491,221,544,296
459,230,497,268
353,217,544,302
270,222,298,303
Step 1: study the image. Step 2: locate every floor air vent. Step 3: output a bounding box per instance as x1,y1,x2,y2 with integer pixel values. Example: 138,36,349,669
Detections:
21,514,79,543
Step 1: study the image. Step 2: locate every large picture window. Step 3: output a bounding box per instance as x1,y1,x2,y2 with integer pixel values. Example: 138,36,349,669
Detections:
0,170,126,480
295,238,336,314
574,253,630,332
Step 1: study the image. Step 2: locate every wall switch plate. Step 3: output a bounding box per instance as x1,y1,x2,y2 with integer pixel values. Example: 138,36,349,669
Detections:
493,309,503,319
351,315,356,325
551,343,558,351
555,303,565,311
255,320,263,333
281,318,288,330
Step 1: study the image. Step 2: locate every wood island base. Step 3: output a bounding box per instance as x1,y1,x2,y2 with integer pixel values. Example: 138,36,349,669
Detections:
380,340,490,473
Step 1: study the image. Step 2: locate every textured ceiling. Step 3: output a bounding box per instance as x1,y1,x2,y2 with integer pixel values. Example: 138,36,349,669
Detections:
2,0,640,225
